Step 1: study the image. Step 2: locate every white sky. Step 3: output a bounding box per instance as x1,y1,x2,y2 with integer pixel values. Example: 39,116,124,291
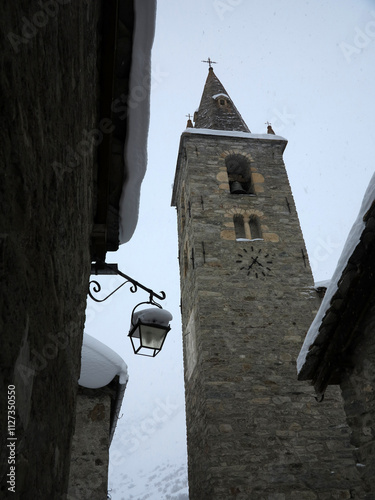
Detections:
86,1,375,497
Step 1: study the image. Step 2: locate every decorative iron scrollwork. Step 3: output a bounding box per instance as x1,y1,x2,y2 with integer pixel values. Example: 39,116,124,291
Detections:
89,260,166,304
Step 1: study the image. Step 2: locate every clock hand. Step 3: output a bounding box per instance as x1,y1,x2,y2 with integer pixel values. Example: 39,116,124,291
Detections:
248,257,258,269
251,256,265,267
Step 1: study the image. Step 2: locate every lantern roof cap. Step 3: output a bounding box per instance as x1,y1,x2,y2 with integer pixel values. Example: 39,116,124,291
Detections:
132,307,173,327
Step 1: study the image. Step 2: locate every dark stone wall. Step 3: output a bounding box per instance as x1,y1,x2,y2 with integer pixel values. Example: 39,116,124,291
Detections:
340,301,375,498
0,1,100,497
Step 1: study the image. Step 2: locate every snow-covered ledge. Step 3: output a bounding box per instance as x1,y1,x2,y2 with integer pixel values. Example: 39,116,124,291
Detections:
119,0,157,244
212,93,230,100
79,333,128,389
183,127,287,141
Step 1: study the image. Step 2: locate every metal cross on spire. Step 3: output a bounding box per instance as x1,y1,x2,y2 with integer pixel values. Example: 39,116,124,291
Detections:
186,113,194,128
202,57,217,68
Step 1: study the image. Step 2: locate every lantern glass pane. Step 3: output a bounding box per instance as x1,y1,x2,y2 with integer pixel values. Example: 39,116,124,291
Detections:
131,325,141,339
140,325,167,349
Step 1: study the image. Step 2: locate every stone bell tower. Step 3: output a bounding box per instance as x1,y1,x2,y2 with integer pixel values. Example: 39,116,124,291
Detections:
172,67,361,499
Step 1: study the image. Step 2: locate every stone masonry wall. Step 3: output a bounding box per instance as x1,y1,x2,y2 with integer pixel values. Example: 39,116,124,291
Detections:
174,132,363,499
340,300,375,498
68,387,113,500
0,2,100,497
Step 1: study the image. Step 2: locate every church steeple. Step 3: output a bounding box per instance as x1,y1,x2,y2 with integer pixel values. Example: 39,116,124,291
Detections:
172,65,360,499
193,67,250,133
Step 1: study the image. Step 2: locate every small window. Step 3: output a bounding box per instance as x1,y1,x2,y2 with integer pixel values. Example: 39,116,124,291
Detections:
225,154,254,195
181,190,186,230
183,244,189,277
219,99,226,106
234,214,246,240
249,216,262,240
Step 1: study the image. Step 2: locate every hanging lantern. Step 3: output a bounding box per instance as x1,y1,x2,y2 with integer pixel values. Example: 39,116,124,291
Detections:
128,307,172,357
89,260,172,358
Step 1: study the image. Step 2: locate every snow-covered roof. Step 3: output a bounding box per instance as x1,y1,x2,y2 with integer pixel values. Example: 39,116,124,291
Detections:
184,127,287,142
79,333,128,389
297,171,375,375
79,333,129,444
118,0,157,244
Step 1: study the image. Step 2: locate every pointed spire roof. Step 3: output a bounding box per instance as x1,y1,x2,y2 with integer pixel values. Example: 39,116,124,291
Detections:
194,67,250,133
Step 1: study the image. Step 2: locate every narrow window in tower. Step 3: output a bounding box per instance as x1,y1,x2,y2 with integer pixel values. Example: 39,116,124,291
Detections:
225,154,254,195
183,244,189,277
234,214,246,240
249,215,262,240
180,190,186,230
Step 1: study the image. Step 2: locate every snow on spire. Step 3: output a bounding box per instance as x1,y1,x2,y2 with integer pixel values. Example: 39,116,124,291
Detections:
194,67,250,132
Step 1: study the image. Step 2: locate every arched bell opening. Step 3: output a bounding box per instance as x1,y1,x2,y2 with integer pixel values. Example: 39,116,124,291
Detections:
225,154,254,195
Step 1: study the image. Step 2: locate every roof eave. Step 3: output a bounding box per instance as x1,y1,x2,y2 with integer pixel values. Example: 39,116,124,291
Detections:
298,208,375,393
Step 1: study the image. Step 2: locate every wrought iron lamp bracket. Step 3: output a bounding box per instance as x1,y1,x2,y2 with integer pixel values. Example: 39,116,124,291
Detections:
89,261,166,304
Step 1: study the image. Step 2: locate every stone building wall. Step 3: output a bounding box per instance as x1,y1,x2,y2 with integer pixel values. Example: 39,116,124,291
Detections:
173,132,363,499
68,387,114,500
340,301,375,498
0,1,100,497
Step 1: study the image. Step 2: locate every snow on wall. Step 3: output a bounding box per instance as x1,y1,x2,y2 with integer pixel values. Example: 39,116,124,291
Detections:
79,333,129,389
118,0,157,244
297,172,375,374
184,127,286,141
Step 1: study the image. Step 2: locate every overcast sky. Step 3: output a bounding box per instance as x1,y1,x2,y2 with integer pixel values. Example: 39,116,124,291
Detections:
86,1,375,497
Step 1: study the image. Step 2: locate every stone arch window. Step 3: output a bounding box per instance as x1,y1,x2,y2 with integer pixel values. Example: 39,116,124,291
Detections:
234,214,246,240
249,215,262,240
214,94,229,108
225,154,254,195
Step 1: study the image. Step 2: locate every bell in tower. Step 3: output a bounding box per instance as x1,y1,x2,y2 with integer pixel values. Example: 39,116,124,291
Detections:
229,180,247,194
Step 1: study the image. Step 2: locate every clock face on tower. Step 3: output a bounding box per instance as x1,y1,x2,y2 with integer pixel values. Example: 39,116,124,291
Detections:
236,247,274,278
